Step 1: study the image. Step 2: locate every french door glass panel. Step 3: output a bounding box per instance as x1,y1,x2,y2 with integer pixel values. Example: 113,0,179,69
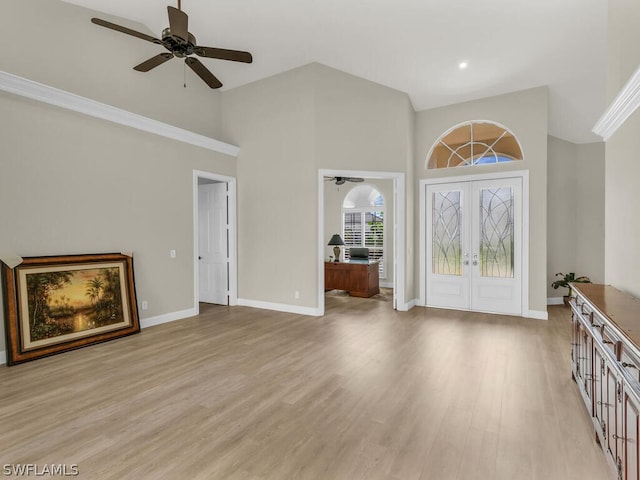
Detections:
432,191,462,276
479,187,514,278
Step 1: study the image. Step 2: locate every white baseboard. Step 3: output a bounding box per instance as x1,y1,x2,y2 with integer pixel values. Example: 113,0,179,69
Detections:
380,281,394,289
237,298,322,317
416,302,549,321
547,297,565,305
397,298,418,311
0,350,5,365
524,309,549,320
140,307,197,329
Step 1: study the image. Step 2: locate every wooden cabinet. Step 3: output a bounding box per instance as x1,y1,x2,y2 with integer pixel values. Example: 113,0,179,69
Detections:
571,284,640,480
324,261,379,298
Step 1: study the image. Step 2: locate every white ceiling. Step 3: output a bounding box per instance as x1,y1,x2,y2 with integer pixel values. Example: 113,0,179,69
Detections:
62,0,608,143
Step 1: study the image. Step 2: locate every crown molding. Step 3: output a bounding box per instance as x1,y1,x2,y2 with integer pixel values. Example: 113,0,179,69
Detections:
593,66,640,141
0,70,240,157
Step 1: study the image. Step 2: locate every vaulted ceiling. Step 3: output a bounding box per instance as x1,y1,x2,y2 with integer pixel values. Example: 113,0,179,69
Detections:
62,0,608,144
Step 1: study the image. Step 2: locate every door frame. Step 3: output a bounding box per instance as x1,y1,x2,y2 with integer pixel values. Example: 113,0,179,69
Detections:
318,169,406,313
419,169,530,316
193,170,238,314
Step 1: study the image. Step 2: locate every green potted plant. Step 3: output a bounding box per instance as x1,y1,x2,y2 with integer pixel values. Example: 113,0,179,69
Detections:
552,272,591,306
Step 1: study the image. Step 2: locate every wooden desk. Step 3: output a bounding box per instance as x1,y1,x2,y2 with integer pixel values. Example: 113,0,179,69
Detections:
324,261,380,298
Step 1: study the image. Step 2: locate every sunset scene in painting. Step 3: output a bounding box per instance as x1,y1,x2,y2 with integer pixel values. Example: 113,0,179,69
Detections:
25,266,125,342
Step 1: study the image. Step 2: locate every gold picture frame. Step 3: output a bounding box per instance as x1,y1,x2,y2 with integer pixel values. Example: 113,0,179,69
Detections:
1,253,140,365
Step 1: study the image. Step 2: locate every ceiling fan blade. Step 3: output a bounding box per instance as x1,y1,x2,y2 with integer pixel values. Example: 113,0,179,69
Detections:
185,57,223,89
133,53,174,72
91,18,161,44
193,46,253,64
348,177,365,182
167,6,189,43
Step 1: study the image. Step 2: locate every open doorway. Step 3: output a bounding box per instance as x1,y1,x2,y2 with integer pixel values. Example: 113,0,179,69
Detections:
318,169,405,314
193,170,237,314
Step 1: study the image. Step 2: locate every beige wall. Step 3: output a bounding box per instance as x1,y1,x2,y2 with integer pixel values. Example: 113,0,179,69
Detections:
0,91,236,355
222,63,414,309
604,0,640,298
221,66,317,308
414,87,549,313
324,179,395,284
547,136,605,298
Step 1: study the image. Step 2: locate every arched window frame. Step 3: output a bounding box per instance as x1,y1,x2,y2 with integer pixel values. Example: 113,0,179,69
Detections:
425,120,524,170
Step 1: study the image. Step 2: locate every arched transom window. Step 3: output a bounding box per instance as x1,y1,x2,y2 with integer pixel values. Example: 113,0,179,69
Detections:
426,120,523,169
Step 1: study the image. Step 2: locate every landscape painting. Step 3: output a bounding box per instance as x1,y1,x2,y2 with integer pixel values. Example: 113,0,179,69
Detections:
1,253,140,365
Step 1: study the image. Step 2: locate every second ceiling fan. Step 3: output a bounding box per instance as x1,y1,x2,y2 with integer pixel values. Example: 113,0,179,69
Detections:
91,0,253,89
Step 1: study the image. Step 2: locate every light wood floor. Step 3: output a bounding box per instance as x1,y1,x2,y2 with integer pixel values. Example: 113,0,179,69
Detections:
0,294,612,480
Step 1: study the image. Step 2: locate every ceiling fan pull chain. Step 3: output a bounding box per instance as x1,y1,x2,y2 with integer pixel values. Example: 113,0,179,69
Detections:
184,60,187,88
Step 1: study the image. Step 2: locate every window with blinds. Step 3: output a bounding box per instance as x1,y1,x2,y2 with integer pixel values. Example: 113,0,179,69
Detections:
342,209,385,277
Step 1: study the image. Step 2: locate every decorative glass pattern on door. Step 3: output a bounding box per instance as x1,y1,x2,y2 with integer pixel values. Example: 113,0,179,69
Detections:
479,187,514,278
432,191,462,275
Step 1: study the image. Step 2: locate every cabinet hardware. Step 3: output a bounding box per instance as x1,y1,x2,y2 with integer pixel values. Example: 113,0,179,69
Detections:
597,401,612,408
614,434,628,442
622,362,638,369
617,382,622,403
603,340,614,345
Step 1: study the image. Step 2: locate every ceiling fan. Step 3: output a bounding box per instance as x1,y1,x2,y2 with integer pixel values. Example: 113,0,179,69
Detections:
90,0,252,89
325,176,365,185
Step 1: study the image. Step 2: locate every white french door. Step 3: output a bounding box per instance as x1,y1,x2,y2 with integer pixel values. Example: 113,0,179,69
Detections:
425,177,522,315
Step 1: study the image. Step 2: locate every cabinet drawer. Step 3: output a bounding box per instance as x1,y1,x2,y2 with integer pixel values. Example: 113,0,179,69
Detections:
620,347,640,387
601,325,620,359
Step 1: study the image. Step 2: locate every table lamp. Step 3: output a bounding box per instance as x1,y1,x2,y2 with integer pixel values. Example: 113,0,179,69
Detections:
328,234,344,262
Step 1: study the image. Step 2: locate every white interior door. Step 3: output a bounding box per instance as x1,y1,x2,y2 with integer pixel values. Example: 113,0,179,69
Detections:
198,182,228,305
426,177,522,315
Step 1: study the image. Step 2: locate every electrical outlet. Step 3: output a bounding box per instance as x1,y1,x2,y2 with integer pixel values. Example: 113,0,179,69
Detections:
170,249,176,258
141,301,148,310
294,290,300,299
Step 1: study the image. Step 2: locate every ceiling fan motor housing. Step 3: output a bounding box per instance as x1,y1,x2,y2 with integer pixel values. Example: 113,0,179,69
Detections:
161,28,197,57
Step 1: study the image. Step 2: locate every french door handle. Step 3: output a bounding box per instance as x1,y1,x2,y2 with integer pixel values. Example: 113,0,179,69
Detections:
463,253,469,265
472,253,478,266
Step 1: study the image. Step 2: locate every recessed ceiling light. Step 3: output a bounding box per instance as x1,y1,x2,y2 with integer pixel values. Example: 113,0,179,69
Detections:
459,61,468,70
